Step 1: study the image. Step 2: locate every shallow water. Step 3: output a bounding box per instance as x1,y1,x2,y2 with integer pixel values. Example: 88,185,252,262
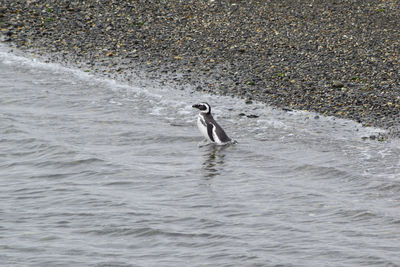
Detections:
1,45,399,266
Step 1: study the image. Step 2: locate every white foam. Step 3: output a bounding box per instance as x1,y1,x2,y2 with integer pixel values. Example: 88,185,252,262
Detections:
0,43,392,143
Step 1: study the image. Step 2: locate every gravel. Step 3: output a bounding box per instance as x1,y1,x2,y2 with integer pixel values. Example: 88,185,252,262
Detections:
1,0,399,138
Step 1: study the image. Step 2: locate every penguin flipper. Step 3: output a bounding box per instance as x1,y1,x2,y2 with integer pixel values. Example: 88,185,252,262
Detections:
206,123,215,142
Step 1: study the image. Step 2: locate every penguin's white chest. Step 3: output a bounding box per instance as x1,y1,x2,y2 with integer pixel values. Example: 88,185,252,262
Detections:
197,115,213,142
196,114,224,144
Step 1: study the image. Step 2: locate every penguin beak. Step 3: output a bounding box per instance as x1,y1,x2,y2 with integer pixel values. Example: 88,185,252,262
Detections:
192,104,200,109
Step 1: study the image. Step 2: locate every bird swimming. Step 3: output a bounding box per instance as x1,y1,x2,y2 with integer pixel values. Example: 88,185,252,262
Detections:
192,102,235,145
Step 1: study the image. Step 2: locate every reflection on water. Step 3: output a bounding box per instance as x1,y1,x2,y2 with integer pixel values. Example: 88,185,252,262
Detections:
201,144,230,178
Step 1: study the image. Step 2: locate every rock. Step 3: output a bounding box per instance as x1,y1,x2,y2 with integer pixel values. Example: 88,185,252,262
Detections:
332,80,344,88
246,114,259,118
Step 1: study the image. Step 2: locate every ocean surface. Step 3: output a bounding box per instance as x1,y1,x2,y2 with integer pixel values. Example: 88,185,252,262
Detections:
1,44,399,267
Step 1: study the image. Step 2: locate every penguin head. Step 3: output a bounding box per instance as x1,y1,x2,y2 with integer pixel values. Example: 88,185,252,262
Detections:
192,102,211,114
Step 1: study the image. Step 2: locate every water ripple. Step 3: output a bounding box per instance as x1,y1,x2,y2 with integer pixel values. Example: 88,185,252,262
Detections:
1,45,399,266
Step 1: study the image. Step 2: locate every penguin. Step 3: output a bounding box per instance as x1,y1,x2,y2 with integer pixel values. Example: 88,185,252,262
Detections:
192,102,235,145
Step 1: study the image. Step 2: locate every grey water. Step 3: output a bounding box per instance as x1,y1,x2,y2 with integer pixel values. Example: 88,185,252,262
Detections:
0,45,399,267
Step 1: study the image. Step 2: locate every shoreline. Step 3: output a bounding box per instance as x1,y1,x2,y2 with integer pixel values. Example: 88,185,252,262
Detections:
1,1,399,138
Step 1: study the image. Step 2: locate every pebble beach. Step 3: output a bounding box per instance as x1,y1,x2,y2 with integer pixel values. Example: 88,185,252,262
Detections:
1,0,399,138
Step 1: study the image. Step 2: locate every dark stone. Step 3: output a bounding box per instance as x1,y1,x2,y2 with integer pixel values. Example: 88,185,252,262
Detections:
246,114,259,118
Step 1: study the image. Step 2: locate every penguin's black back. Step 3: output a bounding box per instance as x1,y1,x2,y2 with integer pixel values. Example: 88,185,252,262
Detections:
203,113,231,143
